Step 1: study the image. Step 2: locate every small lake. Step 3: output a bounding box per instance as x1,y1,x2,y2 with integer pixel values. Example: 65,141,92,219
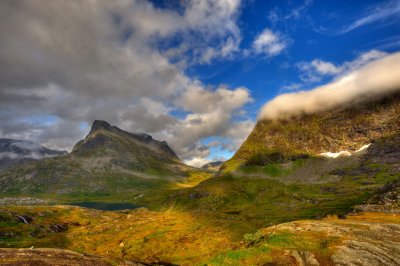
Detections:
67,201,140,211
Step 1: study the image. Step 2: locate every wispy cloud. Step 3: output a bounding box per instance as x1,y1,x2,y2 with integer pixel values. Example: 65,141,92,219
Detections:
319,0,400,35
284,0,313,20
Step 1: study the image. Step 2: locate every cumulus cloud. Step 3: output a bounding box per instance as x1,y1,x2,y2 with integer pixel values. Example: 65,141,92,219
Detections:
296,50,387,83
251,28,288,57
259,51,400,120
184,157,211,168
0,0,249,166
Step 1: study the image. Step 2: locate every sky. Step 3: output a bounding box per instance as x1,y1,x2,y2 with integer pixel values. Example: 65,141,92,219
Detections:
0,0,399,167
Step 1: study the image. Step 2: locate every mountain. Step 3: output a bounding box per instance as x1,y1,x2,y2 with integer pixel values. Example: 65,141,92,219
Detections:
222,93,400,172
169,93,400,229
0,120,197,196
201,161,224,171
0,139,66,170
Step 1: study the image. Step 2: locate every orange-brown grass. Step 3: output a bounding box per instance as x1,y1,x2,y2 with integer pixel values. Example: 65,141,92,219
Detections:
0,205,236,265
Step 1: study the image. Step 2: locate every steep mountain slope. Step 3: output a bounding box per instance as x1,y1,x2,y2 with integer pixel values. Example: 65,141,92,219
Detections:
0,120,199,196
222,93,400,172
0,139,66,170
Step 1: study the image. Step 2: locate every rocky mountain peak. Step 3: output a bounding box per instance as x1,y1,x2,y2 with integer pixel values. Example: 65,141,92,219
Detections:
73,120,180,161
90,120,113,132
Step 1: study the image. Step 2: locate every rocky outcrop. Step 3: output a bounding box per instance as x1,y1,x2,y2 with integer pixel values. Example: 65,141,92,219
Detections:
0,248,143,266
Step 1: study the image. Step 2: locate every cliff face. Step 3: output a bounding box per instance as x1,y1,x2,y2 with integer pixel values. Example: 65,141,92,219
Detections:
222,93,400,172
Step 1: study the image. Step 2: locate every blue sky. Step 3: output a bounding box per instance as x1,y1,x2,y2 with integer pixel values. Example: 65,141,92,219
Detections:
191,0,400,114
183,0,400,163
0,0,399,166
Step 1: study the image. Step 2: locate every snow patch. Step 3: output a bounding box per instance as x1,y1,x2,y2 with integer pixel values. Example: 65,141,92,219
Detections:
133,194,144,199
355,144,371,153
319,143,371,158
319,151,351,158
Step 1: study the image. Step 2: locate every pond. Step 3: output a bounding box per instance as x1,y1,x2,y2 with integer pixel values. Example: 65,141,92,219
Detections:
67,201,140,211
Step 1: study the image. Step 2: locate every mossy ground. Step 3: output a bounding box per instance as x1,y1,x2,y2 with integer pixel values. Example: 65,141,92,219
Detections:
2,205,399,265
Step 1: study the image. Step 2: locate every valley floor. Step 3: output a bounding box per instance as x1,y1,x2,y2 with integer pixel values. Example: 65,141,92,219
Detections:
1,204,400,265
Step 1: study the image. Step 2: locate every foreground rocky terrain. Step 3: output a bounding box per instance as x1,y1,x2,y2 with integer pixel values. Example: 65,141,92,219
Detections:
1,193,399,266
0,248,140,266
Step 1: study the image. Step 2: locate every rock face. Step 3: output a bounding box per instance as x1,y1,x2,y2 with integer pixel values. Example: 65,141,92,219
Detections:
222,93,400,172
0,120,195,195
0,139,67,170
73,120,179,160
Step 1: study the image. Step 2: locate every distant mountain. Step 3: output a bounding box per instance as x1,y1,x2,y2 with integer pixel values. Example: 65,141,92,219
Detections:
0,120,196,195
0,139,66,170
201,161,224,171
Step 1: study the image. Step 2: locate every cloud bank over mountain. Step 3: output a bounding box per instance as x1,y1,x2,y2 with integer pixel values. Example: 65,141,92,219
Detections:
259,52,400,120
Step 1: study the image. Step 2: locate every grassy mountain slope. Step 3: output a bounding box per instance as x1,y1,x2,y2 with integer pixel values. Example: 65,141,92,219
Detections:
0,120,207,198
222,93,400,172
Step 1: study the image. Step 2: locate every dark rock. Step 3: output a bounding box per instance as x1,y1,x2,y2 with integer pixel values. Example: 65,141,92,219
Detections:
189,191,210,199
70,222,81,227
90,120,113,132
0,232,16,238
321,186,337,193
49,223,69,233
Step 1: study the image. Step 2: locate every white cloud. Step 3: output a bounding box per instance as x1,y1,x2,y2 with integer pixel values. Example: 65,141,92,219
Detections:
309,60,342,75
184,157,211,168
252,28,287,57
0,0,251,166
296,50,388,83
260,51,400,120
